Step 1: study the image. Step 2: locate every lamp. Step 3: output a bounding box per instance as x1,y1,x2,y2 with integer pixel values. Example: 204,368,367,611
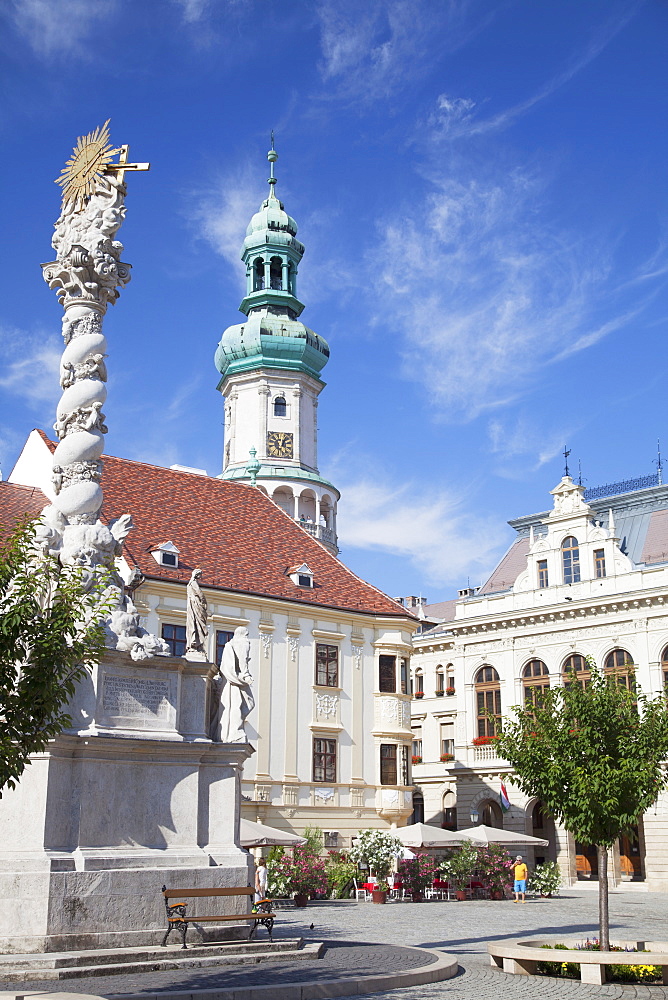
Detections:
470,808,480,825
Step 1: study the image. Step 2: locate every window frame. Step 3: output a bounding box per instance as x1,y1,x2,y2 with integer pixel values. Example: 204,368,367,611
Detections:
315,643,339,687
313,736,337,783
380,743,398,785
273,395,287,417
475,664,501,738
379,654,396,693
162,622,186,657
562,535,581,585
594,548,606,578
215,629,234,667
537,559,549,589
522,658,550,705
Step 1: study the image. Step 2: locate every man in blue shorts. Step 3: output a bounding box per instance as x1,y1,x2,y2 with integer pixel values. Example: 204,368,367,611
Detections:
513,855,528,902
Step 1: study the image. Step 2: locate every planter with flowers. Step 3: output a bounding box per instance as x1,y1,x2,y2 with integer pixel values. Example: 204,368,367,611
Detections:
398,853,436,902
435,689,444,697
412,755,422,765
414,691,424,699
440,753,454,763
349,829,402,904
471,735,497,746
267,845,328,906
446,686,456,696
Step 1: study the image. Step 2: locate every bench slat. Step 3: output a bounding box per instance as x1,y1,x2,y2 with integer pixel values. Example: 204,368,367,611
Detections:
163,887,254,898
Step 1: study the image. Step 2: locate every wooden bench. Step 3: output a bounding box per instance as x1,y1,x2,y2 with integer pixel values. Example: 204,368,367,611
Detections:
161,885,275,949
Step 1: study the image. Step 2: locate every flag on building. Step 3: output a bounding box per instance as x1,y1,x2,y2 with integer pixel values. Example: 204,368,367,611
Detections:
500,782,511,813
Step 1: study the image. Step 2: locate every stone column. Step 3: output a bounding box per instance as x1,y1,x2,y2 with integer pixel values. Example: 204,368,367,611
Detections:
258,382,270,459
281,259,289,291
292,384,302,462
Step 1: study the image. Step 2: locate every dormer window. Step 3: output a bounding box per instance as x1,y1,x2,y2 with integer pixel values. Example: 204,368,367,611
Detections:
273,396,287,417
151,541,180,568
288,562,314,587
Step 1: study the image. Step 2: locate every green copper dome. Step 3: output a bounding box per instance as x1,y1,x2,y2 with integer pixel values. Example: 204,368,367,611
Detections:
215,312,329,384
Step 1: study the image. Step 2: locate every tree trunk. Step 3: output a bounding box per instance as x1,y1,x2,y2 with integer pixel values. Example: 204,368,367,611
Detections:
597,845,610,951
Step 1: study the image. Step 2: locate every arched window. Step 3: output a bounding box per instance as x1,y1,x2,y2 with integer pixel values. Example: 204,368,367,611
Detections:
480,798,503,828
413,669,424,696
269,256,283,290
253,257,264,290
562,536,581,584
475,665,501,738
523,659,549,705
273,396,286,417
442,790,457,831
435,665,444,695
604,648,634,688
662,646,668,691
563,652,588,686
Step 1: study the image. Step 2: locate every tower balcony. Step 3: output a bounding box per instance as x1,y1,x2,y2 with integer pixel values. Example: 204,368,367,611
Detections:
295,518,338,555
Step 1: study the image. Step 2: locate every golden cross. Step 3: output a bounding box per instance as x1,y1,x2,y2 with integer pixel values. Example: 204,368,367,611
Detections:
105,144,150,184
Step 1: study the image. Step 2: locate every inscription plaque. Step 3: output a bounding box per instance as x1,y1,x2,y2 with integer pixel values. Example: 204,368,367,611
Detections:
103,675,172,719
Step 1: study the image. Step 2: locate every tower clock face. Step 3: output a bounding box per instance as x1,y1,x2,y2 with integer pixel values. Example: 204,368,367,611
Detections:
267,431,293,459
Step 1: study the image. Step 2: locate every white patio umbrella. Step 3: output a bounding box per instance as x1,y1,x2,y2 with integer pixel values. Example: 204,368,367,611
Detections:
239,818,307,848
456,824,548,848
395,823,478,849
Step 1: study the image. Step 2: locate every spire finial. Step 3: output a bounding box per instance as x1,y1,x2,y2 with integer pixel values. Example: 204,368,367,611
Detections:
657,439,663,485
563,445,571,478
267,132,278,194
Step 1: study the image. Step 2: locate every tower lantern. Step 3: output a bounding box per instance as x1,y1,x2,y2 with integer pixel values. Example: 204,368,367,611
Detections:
214,142,339,555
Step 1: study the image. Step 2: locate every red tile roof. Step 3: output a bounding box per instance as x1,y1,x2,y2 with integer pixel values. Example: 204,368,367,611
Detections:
0,482,48,540
4,435,413,619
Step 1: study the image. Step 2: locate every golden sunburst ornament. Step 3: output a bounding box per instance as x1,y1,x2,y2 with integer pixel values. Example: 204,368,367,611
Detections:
55,120,121,212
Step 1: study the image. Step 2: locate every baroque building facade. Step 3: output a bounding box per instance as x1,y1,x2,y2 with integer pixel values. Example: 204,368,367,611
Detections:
410,472,668,890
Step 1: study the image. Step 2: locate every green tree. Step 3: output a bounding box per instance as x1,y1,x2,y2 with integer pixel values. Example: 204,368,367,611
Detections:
493,657,668,949
0,518,109,794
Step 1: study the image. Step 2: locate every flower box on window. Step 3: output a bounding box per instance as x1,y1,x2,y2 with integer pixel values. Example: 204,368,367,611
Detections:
411,755,422,765
446,686,456,696
435,690,444,697
471,735,497,746
414,691,424,699
440,753,454,762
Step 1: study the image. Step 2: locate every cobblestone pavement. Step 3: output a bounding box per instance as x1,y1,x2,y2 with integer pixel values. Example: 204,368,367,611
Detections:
2,888,668,999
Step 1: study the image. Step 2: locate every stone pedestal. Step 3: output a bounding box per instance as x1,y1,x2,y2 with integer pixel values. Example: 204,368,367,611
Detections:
0,651,254,952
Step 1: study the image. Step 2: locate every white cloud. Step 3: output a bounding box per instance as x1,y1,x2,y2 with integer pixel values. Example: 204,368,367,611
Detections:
0,326,61,414
2,0,118,59
337,476,503,588
189,160,261,283
368,162,642,421
172,0,211,23
315,0,479,106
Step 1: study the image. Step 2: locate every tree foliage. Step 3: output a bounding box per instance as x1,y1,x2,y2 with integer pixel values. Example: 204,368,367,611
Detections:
0,518,109,795
493,658,668,946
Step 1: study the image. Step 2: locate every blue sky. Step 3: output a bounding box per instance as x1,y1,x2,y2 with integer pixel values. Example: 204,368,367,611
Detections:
1,0,667,603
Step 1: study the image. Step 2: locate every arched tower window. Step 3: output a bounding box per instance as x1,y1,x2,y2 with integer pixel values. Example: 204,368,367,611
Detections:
273,396,286,417
662,646,668,691
562,536,581,584
475,665,501,738
253,258,264,291
269,256,283,290
604,648,634,688
523,659,549,705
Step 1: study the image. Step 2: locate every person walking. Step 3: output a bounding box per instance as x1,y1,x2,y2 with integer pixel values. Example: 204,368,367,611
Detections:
255,856,268,903
513,855,528,902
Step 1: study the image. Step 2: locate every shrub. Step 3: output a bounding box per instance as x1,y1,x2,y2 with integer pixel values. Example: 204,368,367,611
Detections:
398,853,436,894
439,842,479,890
529,861,562,896
325,852,358,899
349,829,403,891
268,845,328,897
474,845,514,892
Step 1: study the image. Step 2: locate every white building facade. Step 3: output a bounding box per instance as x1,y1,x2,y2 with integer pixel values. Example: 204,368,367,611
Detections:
411,473,668,890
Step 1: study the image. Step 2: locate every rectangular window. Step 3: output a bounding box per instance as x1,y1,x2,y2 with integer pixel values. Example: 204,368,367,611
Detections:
400,744,409,785
315,644,339,686
215,629,234,666
400,658,409,694
594,549,606,578
412,726,423,759
380,744,397,785
436,671,444,693
324,831,339,848
162,623,186,657
537,559,548,588
313,738,337,783
379,655,396,692
415,673,424,694
440,721,455,757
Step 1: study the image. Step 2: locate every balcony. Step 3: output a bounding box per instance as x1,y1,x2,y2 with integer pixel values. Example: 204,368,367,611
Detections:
296,519,336,547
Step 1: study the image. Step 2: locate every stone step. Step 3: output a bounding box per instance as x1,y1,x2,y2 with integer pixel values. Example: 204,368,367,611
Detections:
0,939,314,980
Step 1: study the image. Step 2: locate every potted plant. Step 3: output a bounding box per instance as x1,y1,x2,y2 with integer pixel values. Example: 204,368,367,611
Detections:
412,754,422,765
349,829,403,904
435,689,445,697
414,691,424,699
440,752,454,763
529,861,562,898
398,853,436,902
446,686,455,696
267,845,328,907
440,842,479,900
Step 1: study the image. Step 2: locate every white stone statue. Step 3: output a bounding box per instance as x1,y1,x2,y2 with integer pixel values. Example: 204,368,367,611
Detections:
209,626,255,743
186,568,208,656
